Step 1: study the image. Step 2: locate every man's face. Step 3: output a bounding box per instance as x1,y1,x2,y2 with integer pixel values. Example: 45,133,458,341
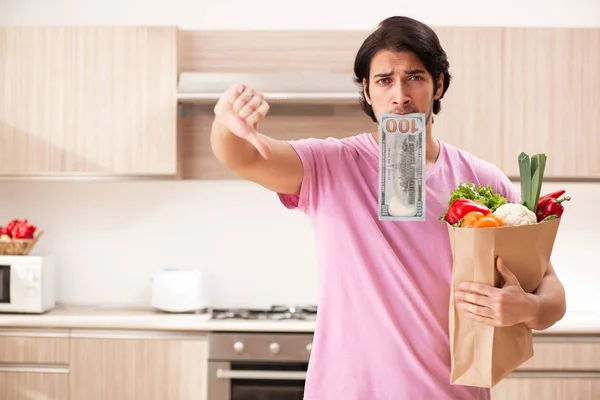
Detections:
363,49,443,125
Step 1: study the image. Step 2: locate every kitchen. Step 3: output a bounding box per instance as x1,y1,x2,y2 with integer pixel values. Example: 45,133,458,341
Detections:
0,0,600,399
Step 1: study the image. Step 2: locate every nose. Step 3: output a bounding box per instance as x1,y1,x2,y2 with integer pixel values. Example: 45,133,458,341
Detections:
392,82,411,106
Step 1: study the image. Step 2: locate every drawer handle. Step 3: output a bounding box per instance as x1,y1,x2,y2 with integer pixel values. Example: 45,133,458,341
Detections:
216,369,306,380
0,363,69,374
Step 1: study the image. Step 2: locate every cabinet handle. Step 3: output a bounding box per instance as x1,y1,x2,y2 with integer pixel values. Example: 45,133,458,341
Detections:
508,371,600,379
216,369,306,380
0,363,69,374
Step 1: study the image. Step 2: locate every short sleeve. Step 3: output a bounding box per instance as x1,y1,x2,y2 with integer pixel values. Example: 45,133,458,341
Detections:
494,171,521,204
277,137,341,214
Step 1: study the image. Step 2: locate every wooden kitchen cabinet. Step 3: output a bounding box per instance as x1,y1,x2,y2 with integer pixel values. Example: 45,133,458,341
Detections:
0,371,69,400
178,27,600,180
492,335,600,400
0,328,70,400
436,27,600,180
69,331,208,400
0,27,178,177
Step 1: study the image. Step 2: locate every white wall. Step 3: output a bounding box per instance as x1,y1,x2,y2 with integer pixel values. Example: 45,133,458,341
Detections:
0,0,599,311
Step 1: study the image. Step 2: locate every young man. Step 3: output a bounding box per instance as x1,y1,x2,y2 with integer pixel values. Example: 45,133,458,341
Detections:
210,16,566,400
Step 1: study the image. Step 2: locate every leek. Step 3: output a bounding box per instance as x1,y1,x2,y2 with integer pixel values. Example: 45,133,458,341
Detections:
518,151,547,213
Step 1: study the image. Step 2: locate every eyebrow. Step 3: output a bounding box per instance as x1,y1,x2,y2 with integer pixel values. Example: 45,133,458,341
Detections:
373,69,427,78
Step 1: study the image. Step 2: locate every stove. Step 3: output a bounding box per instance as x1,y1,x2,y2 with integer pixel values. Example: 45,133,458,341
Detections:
209,305,317,321
207,305,316,399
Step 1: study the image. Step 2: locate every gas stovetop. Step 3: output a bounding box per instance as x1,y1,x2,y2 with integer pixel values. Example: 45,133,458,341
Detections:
209,305,317,321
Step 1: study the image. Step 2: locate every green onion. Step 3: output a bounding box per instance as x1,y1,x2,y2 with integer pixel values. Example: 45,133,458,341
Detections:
518,151,547,213
519,152,532,211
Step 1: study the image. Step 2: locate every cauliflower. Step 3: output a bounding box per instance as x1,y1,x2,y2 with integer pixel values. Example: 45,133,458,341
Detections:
492,203,537,226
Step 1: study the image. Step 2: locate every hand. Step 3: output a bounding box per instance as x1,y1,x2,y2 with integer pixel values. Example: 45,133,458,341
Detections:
213,83,272,159
454,257,540,327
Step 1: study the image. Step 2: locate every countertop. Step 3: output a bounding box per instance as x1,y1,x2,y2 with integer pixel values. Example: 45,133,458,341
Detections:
1,305,599,335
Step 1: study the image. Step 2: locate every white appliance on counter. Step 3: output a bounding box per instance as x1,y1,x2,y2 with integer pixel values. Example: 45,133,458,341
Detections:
0,255,55,314
151,268,209,313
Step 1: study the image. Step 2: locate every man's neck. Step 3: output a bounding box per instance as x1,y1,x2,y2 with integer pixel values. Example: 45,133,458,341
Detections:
371,125,440,169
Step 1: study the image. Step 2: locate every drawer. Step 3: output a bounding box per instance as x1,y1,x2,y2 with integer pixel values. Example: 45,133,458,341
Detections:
519,336,600,371
0,329,69,364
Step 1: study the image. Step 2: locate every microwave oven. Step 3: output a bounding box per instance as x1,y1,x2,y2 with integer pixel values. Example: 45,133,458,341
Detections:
0,255,55,314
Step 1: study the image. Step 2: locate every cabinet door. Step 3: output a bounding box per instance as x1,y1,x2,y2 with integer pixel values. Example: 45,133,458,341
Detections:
0,27,178,177
69,332,208,400
492,373,600,400
499,28,600,179
0,371,69,400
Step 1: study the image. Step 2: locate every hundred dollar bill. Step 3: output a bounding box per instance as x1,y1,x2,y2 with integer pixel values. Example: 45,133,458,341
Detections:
378,113,426,221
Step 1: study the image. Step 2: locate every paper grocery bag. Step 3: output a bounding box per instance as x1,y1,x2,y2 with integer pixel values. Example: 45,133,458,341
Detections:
447,218,561,388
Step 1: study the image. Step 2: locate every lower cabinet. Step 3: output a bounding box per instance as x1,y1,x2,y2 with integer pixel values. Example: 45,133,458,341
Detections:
0,328,71,400
492,335,600,400
69,330,209,400
0,371,69,400
492,373,600,400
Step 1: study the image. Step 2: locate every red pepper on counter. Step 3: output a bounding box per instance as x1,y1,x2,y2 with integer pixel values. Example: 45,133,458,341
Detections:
444,198,491,225
536,196,571,222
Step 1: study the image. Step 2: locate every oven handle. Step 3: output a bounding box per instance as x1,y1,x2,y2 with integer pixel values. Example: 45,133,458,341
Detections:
216,368,307,380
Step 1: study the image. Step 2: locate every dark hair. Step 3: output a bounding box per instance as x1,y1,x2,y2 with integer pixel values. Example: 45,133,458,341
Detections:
353,16,452,123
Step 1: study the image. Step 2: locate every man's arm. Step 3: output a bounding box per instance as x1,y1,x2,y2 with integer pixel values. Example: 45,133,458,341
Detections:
210,84,304,195
524,263,567,331
210,121,303,195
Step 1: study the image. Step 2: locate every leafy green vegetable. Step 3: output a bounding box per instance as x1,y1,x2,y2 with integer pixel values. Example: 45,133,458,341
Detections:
519,152,547,213
446,182,508,213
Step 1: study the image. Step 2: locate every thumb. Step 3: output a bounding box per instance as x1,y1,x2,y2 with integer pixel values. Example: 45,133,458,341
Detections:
228,113,272,160
496,257,518,286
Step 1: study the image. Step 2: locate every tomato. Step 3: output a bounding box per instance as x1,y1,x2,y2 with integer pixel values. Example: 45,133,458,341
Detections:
474,217,501,228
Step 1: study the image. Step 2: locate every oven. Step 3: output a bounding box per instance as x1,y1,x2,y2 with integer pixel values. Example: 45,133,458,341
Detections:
207,332,312,400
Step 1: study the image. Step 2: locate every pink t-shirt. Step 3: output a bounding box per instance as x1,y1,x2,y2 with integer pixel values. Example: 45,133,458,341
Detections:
278,133,520,400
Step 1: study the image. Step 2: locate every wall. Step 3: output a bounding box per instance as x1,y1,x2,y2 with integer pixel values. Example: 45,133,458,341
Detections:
0,0,598,311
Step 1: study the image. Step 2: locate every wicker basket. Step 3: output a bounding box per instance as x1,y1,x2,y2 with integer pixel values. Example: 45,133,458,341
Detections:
0,231,44,256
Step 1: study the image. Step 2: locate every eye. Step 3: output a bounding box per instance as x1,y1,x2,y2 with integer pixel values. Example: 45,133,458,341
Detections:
408,76,424,81
376,77,391,84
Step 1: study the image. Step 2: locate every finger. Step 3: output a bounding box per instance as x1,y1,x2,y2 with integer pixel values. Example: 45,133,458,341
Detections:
238,92,263,119
459,282,500,297
496,257,518,285
455,291,493,308
246,131,272,159
233,87,254,113
246,101,270,127
226,83,246,104
465,311,501,327
459,301,494,318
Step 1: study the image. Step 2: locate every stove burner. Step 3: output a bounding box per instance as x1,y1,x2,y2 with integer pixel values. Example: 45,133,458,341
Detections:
210,305,317,321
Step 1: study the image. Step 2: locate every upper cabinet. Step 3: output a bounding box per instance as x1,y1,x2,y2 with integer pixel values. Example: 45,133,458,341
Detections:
178,28,600,181
0,27,178,177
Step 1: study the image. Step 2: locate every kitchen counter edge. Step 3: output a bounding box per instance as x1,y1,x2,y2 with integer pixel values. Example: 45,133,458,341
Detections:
0,307,599,335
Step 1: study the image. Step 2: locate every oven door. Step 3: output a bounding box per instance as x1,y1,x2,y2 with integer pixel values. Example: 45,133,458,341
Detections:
208,361,308,400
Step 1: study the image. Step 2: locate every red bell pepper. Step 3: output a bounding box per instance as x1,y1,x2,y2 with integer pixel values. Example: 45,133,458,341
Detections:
536,196,571,222
444,198,491,225
537,189,566,206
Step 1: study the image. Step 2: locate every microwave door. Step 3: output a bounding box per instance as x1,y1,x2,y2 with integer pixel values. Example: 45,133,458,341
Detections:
0,265,10,303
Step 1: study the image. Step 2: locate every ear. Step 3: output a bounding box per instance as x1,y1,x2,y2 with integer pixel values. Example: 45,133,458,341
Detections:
362,78,372,105
434,73,444,100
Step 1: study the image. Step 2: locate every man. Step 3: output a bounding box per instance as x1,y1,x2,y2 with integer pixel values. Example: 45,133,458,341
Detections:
210,16,566,400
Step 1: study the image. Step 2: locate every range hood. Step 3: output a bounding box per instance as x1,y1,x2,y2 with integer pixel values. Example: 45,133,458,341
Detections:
177,72,360,104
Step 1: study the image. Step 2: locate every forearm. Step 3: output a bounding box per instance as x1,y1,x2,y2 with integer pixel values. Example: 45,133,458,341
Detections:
210,121,260,170
525,272,567,331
